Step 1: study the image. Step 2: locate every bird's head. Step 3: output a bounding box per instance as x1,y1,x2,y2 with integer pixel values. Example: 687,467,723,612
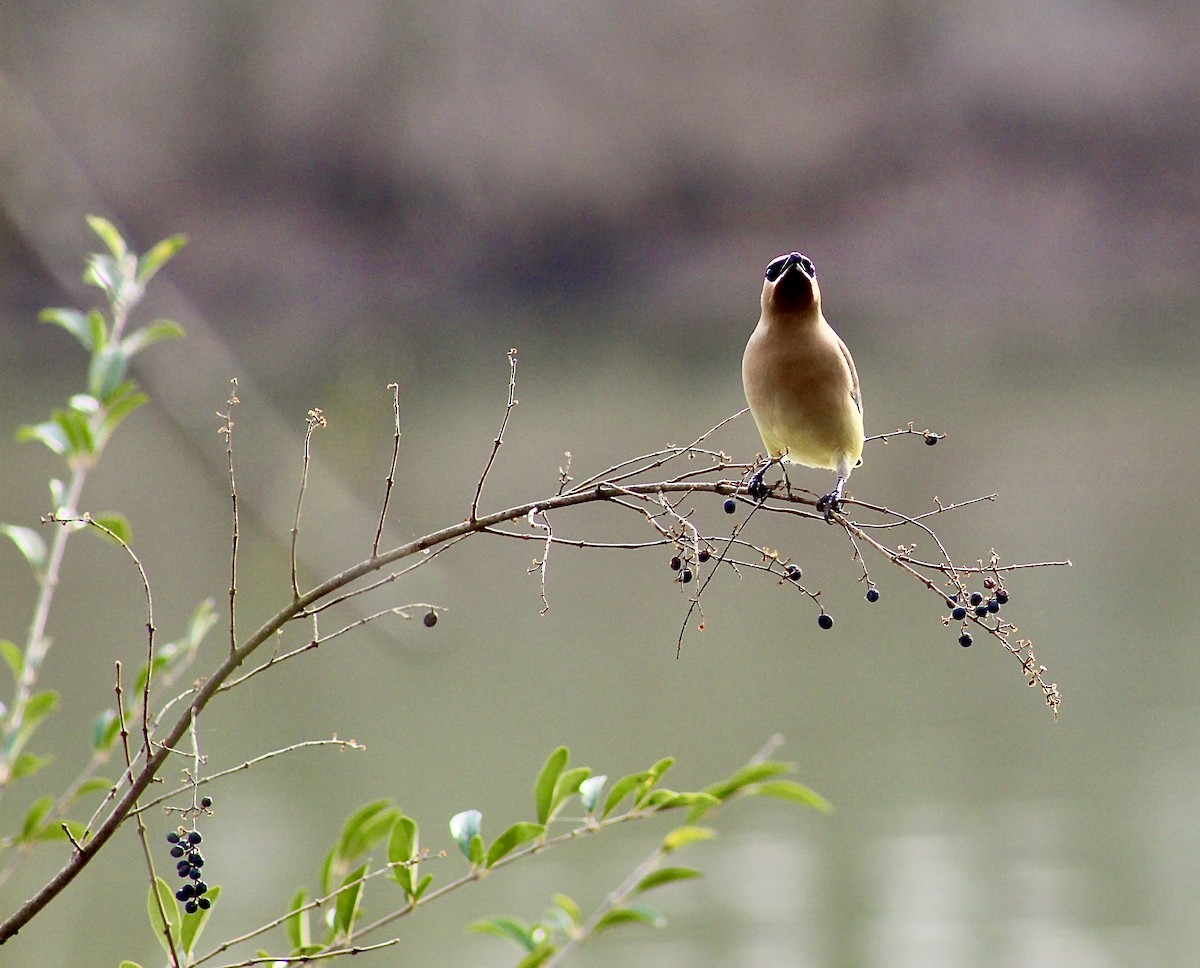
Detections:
761,251,820,316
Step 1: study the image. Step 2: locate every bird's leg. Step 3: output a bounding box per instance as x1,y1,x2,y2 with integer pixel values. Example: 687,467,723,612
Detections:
815,475,847,523
746,456,780,501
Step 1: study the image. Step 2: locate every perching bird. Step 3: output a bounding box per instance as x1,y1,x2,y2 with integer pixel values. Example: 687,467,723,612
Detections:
742,251,864,516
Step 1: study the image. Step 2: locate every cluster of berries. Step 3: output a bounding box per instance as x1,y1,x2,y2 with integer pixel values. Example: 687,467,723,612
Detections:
668,547,713,585
948,579,1010,647
167,802,213,914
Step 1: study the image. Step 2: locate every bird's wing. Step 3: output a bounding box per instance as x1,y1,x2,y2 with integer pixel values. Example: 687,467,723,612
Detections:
837,334,863,415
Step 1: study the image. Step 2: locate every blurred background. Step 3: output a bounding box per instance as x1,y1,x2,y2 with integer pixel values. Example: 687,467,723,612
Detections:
1,2,1198,966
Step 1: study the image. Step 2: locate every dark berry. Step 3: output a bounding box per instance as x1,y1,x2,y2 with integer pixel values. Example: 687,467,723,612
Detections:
188,853,203,866
958,633,973,647
995,589,1009,604
983,578,995,589
189,868,202,880
817,614,834,630
924,433,938,446
785,564,802,581
198,897,211,910
680,569,693,584
171,845,185,858
865,588,880,603
698,549,711,563
177,867,191,878
747,477,768,500
969,592,983,606
975,604,989,617
200,796,213,809
194,882,208,896
167,832,181,844
423,610,437,628
951,606,967,621
986,599,1000,614
176,886,193,901
723,498,737,514
187,831,202,845
669,556,682,571
185,901,198,914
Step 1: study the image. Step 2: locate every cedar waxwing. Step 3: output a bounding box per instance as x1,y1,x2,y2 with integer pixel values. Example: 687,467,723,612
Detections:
742,252,864,515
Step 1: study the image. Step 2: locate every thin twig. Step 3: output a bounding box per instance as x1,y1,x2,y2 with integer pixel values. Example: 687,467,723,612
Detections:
291,408,327,600
373,384,402,556
470,347,519,522
220,380,240,655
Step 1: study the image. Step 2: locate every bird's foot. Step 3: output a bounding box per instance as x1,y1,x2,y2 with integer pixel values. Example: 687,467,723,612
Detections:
747,469,769,502
815,478,847,523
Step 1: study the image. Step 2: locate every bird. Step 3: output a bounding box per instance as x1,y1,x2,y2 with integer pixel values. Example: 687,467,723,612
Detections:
742,251,864,517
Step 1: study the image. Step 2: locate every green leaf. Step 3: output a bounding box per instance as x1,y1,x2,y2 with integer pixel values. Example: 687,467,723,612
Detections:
635,757,675,806
1,525,47,572
485,822,545,868
17,691,60,748
87,309,107,350
72,776,114,800
10,752,52,782
179,883,220,955
90,512,132,545
334,864,367,936
387,815,418,864
16,419,69,455
551,892,582,928
703,762,790,802
634,866,703,894
602,771,649,820
514,945,557,968
318,843,338,895
550,767,591,819
87,215,128,259
319,844,337,895
646,790,720,812
20,795,54,840
337,799,398,861
122,320,185,356
53,408,94,457
0,640,23,683
92,708,121,752
146,875,181,954
534,746,569,824
469,916,537,951
38,307,94,349
285,888,309,952
752,779,832,813
88,344,128,401
100,382,148,441
135,234,188,286
412,872,433,901
120,961,146,968
449,809,482,861
468,833,484,868
661,825,716,853
594,904,664,934
387,815,419,897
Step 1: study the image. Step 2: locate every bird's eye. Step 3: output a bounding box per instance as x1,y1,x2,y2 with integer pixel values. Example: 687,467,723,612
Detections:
765,256,789,282
799,255,816,278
